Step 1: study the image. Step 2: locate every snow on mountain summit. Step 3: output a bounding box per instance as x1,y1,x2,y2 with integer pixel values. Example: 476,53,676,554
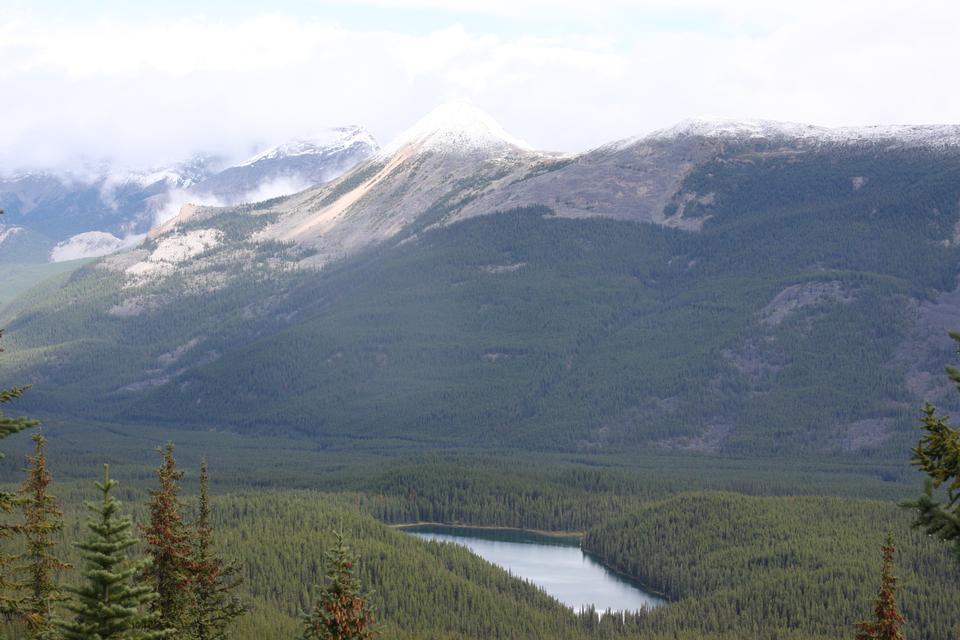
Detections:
238,126,379,167
644,117,960,148
381,101,534,157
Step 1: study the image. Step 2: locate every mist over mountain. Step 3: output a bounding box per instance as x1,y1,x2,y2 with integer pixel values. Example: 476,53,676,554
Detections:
0,126,379,263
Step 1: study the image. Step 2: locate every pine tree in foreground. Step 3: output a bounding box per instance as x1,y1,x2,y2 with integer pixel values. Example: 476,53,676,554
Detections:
186,460,246,640
854,533,905,640
0,327,39,617
57,464,172,640
301,530,378,640
142,443,193,633
17,432,68,638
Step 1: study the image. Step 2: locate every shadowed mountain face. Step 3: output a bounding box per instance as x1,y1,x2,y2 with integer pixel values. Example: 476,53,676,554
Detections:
4,107,960,457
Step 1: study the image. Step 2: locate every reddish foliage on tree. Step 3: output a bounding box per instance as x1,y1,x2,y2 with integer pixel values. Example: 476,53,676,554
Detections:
18,432,69,638
855,533,906,640
187,460,245,640
143,442,193,632
301,530,377,640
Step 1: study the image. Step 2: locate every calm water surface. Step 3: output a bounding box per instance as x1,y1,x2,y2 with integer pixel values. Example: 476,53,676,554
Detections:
404,525,664,613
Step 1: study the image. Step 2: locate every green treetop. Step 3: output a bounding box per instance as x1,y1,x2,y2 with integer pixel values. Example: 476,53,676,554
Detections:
17,432,69,638
903,331,960,562
185,460,246,640
0,326,38,617
57,464,172,640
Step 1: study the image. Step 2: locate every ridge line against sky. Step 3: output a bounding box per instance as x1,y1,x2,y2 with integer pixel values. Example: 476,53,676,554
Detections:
1,0,958,170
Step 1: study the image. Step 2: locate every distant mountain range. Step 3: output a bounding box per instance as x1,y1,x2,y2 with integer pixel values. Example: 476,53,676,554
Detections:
0,126,378,263
4,102,960,457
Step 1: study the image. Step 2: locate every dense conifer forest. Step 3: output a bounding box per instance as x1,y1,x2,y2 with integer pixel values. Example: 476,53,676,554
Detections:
0,420,956,639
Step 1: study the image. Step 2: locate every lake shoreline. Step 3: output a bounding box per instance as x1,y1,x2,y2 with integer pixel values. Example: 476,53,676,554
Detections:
580,548,671,602
391,521,585,539
399,522,667,611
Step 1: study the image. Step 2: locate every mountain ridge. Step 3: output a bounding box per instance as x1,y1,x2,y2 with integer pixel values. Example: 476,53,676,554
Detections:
634,116,960,148
5,108,960,456
0,126,378,263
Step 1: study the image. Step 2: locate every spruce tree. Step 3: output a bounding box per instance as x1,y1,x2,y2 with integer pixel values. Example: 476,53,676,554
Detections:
903,402,960,557
186,460,246,640
0,327,38,617
301,530,377,640
142,443,192,633
901,333,960,561
57,464,172,640
855,533,905,640
17,432,68,638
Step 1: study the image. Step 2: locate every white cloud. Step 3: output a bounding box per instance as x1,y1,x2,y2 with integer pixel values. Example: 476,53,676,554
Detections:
233,176,314,204
152,177,315,228
1,2,959,171
154,189,223,227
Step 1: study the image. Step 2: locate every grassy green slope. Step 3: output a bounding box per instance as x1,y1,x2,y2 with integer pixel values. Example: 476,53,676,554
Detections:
0,260,91,309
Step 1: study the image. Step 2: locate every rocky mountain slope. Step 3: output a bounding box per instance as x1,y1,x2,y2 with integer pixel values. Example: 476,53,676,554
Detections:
4,105,960,457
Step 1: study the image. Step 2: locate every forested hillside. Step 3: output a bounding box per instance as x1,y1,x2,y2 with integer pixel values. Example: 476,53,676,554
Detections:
5,142,960,456
0,450,954,640
584,492,959,639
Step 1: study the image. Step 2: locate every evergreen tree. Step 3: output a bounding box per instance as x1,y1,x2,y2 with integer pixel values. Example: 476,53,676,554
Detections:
17,432,68,638
186,460,246,640
902,333,960,561
142,442,193,633
301,530,377,640
0,326,38,617
854,533,905,640
904,404,960,560
57,464,172,640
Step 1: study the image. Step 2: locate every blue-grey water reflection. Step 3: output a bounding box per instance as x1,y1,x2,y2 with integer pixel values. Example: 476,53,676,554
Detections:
404,525,664,613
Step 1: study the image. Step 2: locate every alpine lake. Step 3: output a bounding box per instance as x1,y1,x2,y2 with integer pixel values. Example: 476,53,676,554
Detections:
402,524,665,613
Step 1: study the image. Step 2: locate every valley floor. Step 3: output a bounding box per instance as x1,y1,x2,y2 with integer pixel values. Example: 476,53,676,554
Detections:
0,418,954,640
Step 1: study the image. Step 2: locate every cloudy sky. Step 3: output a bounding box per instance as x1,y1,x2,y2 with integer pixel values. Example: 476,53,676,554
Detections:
2,0,957,170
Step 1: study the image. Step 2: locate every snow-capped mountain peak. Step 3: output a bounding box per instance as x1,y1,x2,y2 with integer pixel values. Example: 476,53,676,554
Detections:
238,126,379,167
642,116,960,148
381,101,534,157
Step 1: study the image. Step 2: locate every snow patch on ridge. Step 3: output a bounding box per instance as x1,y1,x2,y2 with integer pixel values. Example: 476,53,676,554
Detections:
638,117,960,148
